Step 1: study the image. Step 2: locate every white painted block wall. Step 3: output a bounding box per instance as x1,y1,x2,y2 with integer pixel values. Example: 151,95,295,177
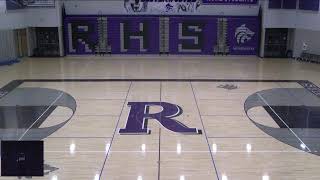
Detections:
0,1,6,14
0,30,17,60
293,29,320,57
63,0,259,15
0,0,61,30
261,0,320,57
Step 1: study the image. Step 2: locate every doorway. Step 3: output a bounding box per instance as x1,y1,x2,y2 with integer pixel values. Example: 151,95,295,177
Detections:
264,28,293,58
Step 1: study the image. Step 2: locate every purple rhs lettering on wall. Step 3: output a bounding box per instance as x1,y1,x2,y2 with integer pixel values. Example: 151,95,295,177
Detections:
64,17,99,54
169,17,217,54
64,15,259,55
119,102,201,135
108,17,160,54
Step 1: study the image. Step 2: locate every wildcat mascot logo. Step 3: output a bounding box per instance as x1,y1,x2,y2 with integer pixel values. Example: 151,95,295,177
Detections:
235,24,255,44
124,0,148,13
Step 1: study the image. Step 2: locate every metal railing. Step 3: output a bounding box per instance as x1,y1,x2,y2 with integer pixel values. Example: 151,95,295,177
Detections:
297,52,320,64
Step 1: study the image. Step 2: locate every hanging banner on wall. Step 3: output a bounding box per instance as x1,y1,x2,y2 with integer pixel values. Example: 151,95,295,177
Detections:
6,0,24,10
202,0,258,5
124,0,202,14
6,0,55,10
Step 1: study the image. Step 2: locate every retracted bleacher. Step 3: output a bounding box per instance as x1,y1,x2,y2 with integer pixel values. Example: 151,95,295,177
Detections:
297,52,320,64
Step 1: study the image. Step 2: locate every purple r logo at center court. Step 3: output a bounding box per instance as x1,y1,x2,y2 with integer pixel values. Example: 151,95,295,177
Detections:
119,102,201,135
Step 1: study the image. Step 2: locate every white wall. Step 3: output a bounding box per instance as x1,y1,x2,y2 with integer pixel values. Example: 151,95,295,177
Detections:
260,0,320,57
0,0,260,30
262,0,320,31
24,8,60,27
64,0,260,16
0,1,61,30
26,27,36,56
0,30,17,59
0,12,25,29
0,1,6,14
264,9,320,30
293,29,320,57
295,11,320,31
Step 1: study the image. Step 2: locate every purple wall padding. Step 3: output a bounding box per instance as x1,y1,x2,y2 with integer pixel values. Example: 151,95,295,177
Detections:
64,15,260,56
64,17,99,55
269,0,319,11
268,0,282,9
283,0,297,9
108,16,159,54
169,16,217,55
299,0,320,11
228,17,260,55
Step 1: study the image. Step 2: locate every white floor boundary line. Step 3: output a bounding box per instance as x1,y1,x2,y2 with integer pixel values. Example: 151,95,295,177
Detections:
44,150,310,153
18,92,64,141
190,82,220,180
98,82,132,179
257,93,311,152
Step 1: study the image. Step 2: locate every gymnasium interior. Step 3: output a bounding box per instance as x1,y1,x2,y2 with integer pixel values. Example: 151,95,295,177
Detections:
0,0,320,180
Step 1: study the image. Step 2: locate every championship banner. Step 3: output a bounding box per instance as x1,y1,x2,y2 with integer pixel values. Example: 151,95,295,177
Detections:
124,0,202,14
202,0,258,5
